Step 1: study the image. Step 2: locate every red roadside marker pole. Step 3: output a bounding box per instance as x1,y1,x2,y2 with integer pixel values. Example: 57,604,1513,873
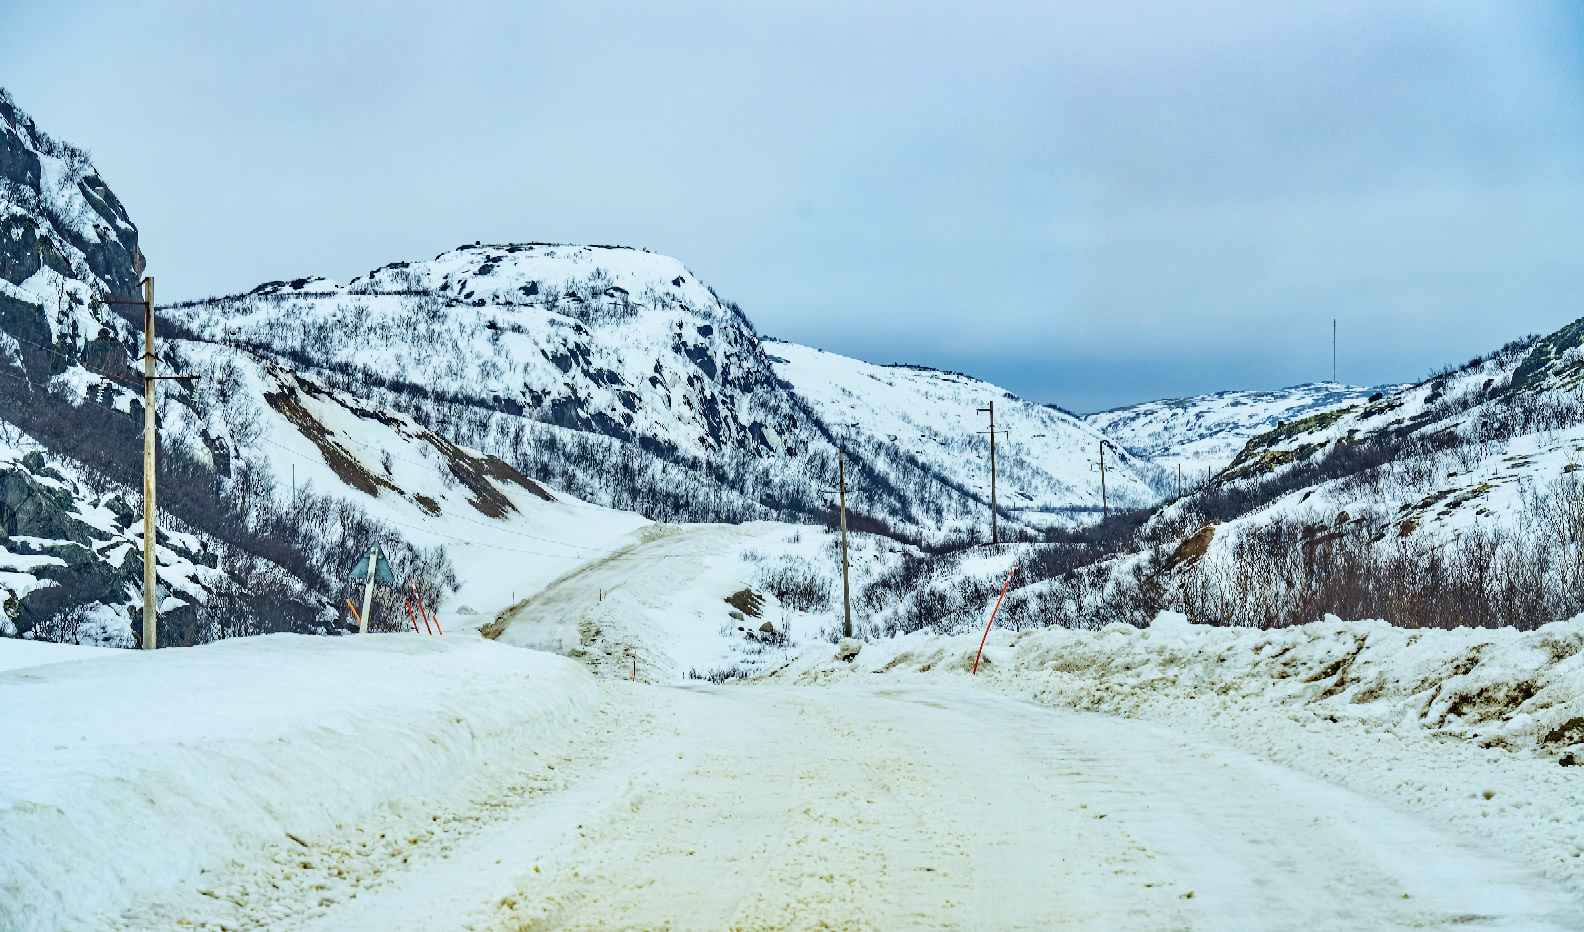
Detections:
973,563,1018,675
412,581,441,635
404,597,421,634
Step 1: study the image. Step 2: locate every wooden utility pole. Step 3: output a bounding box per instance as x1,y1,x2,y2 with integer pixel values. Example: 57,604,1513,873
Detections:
977,400,998,546
1099,441,1108,520
141,277,157,650
1177,463,1182,498
837,451,853,639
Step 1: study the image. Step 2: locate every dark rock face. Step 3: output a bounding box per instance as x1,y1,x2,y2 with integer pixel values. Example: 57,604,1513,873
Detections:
0,461,129,637
0,92,143,299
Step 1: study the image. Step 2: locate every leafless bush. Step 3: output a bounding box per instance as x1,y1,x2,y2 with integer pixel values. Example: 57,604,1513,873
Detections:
755,554,833,613
1161,471,1584,630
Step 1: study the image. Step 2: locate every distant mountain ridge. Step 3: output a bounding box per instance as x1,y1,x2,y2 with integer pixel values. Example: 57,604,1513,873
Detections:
1081,382,1393,478
163,242,1167,542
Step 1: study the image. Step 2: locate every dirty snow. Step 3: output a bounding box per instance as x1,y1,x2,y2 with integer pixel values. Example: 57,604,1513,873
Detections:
0,634,596,932
771,612,1584,903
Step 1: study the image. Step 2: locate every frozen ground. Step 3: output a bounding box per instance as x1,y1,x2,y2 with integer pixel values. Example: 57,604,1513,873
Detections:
773,614,1584,908
6,613,1584,930
484,520,847,681
0,635,597,932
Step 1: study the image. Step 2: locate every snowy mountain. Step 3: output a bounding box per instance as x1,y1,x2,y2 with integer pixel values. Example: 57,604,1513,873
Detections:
1113,324,1584,629
164,244,1157,544
1082,382,1390,481
0,90,576,644
767,340,1162,522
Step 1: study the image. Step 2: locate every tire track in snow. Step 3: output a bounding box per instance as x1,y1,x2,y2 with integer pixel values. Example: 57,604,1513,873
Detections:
94,685,1581,931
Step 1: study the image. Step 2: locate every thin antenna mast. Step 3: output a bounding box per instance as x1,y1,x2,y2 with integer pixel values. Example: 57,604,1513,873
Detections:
1333,318,1337,383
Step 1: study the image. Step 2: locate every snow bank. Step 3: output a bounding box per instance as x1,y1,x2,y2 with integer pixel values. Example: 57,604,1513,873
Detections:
0,639,123,673
0,634,598,932
772,615,1584,898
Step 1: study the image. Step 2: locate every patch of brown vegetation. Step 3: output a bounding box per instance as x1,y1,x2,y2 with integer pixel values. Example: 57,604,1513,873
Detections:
1542,716,1584,747
421,431,555,515
414,494,441,516
273,364,557,510
262,382,398,497
725,588,765,618
1163,524,1216,573
476,451,555,502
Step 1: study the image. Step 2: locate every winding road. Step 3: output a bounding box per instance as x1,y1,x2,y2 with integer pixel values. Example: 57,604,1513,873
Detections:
107,683,1581,932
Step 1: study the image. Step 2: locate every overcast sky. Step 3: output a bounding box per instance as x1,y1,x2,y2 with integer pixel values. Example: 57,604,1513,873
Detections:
4,1,1583,411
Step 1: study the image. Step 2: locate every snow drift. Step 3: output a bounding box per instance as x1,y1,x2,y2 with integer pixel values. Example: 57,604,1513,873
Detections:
0,635,598,932
772,613,1584,899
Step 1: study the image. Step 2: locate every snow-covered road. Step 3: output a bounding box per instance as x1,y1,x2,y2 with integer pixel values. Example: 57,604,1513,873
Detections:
102,684,1580,932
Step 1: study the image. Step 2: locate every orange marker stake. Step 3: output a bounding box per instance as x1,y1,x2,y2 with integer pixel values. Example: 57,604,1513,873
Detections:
973,563,1018,675
404,598,421,634
412,581,440,635
345,598,363,630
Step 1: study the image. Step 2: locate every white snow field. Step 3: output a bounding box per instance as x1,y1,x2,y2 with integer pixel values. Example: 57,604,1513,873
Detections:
0,635,597,932
774,614,1584,909
6,608,1584,930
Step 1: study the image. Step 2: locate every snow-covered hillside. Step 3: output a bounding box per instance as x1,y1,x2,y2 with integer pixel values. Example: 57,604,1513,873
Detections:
164,243,1154,544
179,245,802,464
768,341,1161,523
1100,325,1584,630
1083,382,1387,479
0,429,224,647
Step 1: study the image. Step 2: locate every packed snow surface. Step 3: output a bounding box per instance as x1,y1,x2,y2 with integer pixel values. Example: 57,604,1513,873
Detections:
6,610,1584,929
0,634,597,932
774,612,1584,907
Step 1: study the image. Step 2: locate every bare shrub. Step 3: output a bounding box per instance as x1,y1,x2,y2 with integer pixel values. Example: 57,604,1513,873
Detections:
755,555,833,613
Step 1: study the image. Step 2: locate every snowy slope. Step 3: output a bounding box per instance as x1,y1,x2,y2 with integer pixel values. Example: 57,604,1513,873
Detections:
768,340,1162,521
0,634,598,932
165,244,1153,541
0,88,146,420
1168,332,1564,546
1083,382,1389,478
166,244,807,463
775,611,1584,904
163,341,656,628
0,429,225,647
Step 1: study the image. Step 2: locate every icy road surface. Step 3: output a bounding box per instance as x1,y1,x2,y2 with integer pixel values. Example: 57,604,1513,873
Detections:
106,684,1579,932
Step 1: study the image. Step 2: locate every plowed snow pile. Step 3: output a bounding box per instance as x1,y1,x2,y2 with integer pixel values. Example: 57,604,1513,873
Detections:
772,613,1584,898
0,636,598,932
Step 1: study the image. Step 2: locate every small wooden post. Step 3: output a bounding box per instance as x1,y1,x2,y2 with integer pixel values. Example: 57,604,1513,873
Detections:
838,451,853,640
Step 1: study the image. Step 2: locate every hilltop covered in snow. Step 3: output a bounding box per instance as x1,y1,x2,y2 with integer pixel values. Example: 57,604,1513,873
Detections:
768,340,1162,520
163,242,1154,544
1083,382,1388,479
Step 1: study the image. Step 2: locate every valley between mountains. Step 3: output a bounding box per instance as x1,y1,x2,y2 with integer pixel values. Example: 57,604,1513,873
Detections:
4,86,1584,930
